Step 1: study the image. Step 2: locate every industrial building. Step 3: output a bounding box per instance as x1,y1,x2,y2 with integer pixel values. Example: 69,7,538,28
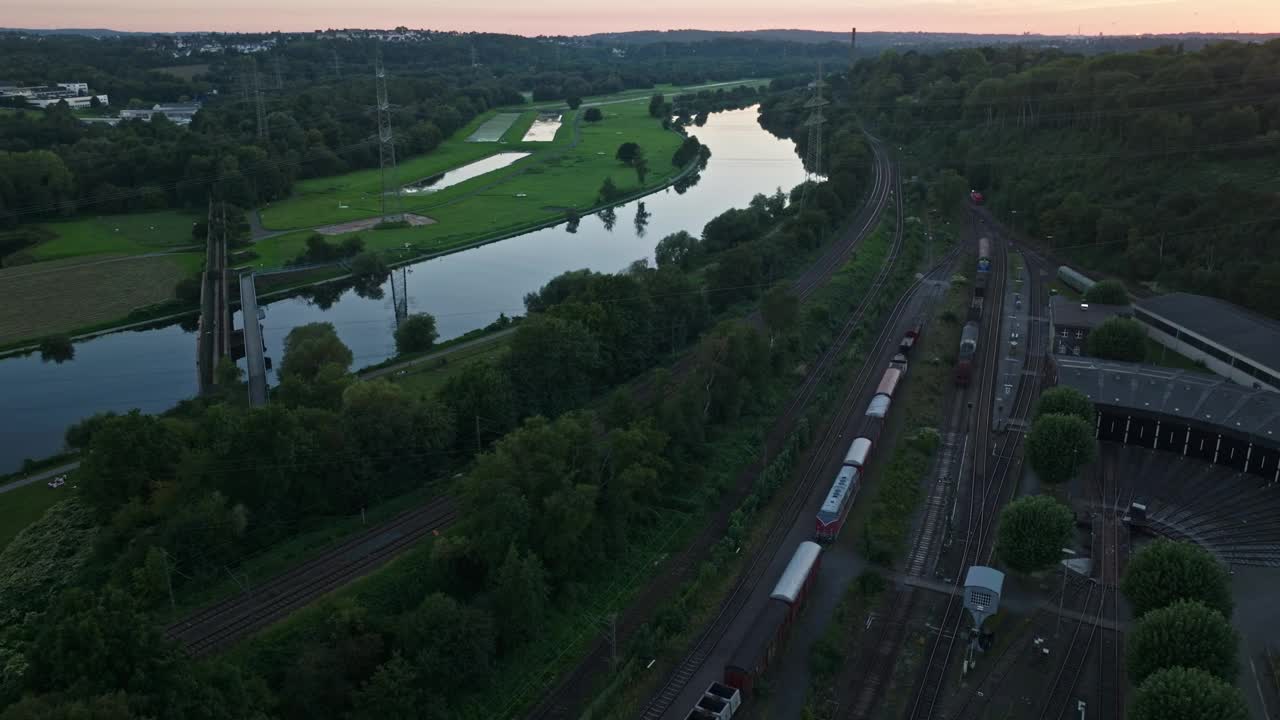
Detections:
1134,292,1280,392
1048,295,1131,357
1054,356,1280,482
0,81,108,109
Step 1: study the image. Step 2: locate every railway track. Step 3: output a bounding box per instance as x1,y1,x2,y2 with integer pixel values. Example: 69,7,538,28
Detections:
638,162,915,720
904,213,1052,720
165,497,456,656
520,136,901,720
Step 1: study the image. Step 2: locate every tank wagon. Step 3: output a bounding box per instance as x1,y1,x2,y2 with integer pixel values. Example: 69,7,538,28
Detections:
1057,265,1096,294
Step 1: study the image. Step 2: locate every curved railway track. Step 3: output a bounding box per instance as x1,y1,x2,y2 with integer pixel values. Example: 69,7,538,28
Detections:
519,136,901,720
639,168,974,720
637,163,912,720
165,498,456,656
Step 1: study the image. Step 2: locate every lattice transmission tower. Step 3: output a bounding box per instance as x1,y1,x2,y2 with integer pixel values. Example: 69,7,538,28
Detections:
375,45,402,222
801,62,828,208
253,63,267,141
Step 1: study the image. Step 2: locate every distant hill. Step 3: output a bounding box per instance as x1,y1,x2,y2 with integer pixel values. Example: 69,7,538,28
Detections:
583,28,1280,52
0,27,160,37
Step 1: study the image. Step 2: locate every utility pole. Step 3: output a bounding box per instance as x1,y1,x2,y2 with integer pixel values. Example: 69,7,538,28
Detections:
475,414,482,453
273,56,284,90
375,44,401,222
332,49,342,78
850,27,857,69
471,44,478,68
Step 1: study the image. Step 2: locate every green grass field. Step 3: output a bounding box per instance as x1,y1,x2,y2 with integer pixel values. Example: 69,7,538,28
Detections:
246,100,684,269
18,210,202,262
390,335,512,398
0,483,67,551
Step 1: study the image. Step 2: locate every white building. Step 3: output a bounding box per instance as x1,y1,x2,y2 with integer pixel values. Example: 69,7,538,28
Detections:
57,82,89,95
118,103,201,124
28,94,109,109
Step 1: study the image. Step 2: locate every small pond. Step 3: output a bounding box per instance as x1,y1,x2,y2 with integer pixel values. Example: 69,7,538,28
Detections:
400,152,530,194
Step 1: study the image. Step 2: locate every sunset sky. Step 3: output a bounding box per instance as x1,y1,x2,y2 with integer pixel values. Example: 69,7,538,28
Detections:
6,0,1279,35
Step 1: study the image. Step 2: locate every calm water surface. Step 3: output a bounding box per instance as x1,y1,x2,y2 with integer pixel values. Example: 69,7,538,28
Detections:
401,152,530,194
0,106,805,472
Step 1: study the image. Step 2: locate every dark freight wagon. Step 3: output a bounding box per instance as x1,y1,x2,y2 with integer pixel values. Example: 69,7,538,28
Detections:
723,542,823,694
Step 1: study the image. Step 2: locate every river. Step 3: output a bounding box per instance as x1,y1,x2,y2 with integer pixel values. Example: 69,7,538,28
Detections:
0,106,806,473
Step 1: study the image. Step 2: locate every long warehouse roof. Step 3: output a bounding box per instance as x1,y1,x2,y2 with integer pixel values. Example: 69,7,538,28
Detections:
1137,292,1280,373
1055,357,1280,442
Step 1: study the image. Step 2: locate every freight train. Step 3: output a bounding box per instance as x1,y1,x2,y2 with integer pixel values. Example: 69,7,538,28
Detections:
814,325,919,542
956,234,993,385
681,542,824,719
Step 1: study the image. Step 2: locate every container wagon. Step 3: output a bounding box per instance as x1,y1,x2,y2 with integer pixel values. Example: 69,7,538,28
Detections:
683,683,742,720
898,322,923,355
974,271,988,299
955,321,979,385
977,237,992,274
724,542,823,694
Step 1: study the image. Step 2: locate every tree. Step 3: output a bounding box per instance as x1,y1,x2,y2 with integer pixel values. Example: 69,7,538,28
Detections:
761,286,799,344
77,411,185,516
279,322,353,382
994,495,1074,573
503,316,600,419
1083,279,1128,305
1127,600,1238,684
490,546,551,647
1025,413,1096,484
38,335,74,364
1086,317,1146,362
615,142,641,164
24,588,179,699
566,95,582,110
1034,386,1094,424
584,107,603,122
634,156,649,185
393,313,439,354
438,361,516,451
598,176,619,203
398,593,496,691
350,654,424,720
648,93,666,118
349,251,388,282
1129,666,1248,720
654,231,699,270
1122,539,1233,618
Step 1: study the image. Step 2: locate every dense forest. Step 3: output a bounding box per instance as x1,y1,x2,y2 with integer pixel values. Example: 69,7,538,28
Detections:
0,31,837,228
825,40,1280,317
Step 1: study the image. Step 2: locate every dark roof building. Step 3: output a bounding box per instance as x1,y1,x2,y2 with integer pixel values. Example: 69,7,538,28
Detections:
1055,357,1280,441
1048,295,1131,358
1134,292,1280,391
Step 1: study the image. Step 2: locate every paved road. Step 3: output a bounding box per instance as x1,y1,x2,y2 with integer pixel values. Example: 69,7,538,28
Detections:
0,460,80,495
360,327,517,381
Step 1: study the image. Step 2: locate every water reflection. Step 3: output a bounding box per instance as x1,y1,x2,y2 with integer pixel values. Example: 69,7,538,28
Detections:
0,106,806,472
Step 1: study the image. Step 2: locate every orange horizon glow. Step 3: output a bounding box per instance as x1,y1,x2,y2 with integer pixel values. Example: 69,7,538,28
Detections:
4,0,1278,37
